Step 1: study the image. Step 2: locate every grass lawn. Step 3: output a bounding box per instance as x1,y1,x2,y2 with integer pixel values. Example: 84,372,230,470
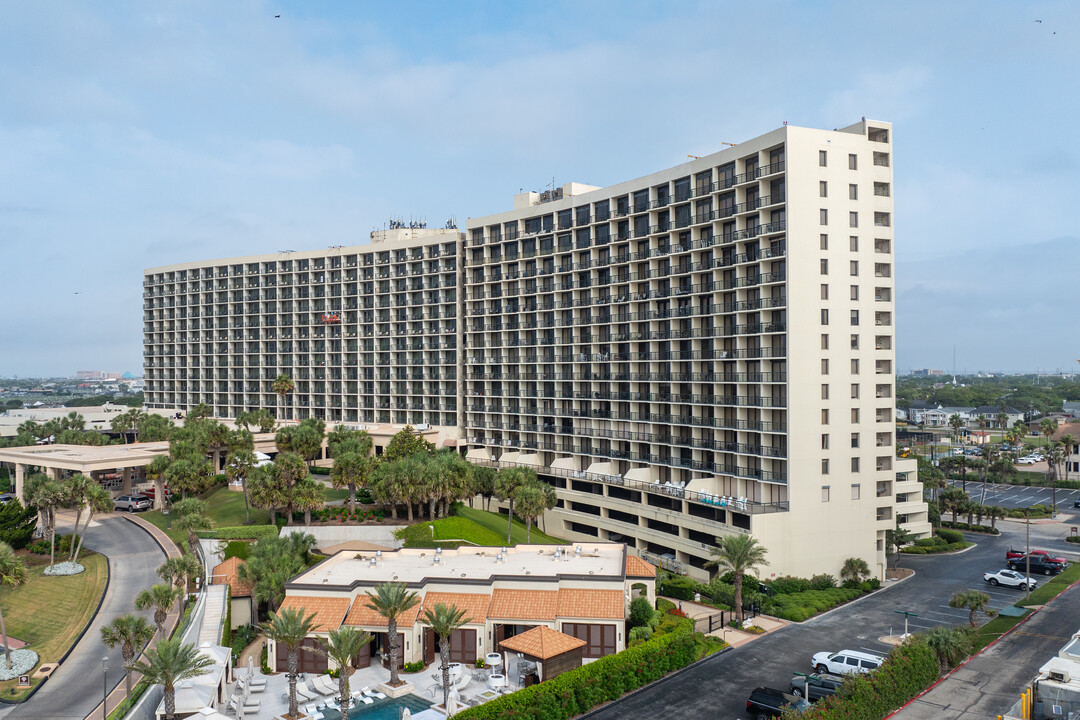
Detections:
142,487,272,549
397,506,566,548
972,562,1080,653
0,553,108,699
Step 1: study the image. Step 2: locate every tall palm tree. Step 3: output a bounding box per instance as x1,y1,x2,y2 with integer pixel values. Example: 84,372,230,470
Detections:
135,583,182,637
145,455,172,511
172,498,213,557
705,534,768,624
0,542,27,670
421,602,469,711
1044,442,1066,516
949,589,996,628
22,474,63,570
494,466,533,544
62,473,92,562
71,483,113,566
292,477,325,526
1061,434,1078,484
996,409,1009,441
100,614,155,696
329,444,374,515
315,626,373,713
512,482,548,543
364,582,420,687
247,465,288,525
948,413,963,444
224,449,257,523
260,606,317,719
126,637,215,720
272,373,295,422
157,555,202,595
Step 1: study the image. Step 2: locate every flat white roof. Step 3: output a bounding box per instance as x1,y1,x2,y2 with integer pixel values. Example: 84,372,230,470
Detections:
290,543,627,588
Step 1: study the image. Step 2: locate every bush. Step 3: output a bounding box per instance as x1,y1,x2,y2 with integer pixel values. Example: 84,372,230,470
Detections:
628,626,652,646
861,578,881,592
799,640,939,719
658,575,699,601
198,525,279,540
656,598,676,614
454,628,699,720
1066,536,1080,544
310,466,331,475
763,587,863,622
402,661,426,673
628,596,656,630
28,533,74,556
769,575,812,595
810,574,837,591
935,527,964,544
0,500,37,549
914,537,946,548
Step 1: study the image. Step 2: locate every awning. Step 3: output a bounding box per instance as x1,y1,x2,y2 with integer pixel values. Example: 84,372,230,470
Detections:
517,453,541,467
499,451,520,464
586,461,615,476
623,467,659,484
550,456,580,471
466,447,491,461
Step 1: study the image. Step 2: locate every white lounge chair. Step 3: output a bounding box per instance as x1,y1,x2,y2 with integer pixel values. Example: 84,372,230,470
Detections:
247,674,267,688
311,675,337,696
362,686,387,699
351,690,374,705
238,678,265,694
229,697,261,714
454,673,472,692
295,681,319,701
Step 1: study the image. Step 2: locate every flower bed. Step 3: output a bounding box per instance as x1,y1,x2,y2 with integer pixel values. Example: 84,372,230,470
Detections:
313,506,386,524
0,650,40,680
42,561,84,576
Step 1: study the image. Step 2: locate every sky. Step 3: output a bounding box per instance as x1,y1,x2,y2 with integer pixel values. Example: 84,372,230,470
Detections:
1,0,1077,377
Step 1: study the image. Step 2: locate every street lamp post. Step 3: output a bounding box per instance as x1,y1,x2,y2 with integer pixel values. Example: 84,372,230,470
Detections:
102,656,108,720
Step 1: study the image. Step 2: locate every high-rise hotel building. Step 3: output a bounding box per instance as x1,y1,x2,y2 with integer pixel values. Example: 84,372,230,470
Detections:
144,120,930,579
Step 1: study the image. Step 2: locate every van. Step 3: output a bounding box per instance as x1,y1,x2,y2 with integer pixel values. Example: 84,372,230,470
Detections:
811,649,885,675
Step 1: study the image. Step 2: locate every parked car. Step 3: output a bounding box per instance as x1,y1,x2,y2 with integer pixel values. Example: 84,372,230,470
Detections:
984,569,1038,590
790,673,844,701
746,687,809,718
0,494,14,504
1006,548,1069,566
1073,499,1080,509
1016,457,1036,465
1007,555,1063,576
114,494,152,512
811,649,885,676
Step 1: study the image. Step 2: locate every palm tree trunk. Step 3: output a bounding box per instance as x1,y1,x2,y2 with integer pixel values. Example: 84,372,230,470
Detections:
441,643,451,710
269,508,277,525
69,508,83,561
304,509,311,525
506,499,514,544
734,571,744,625
165,686,176,720
0,603,11,670
242,479,250,523
348,482,356,514
338,674,348,715
388,619,400,686
429,498,436,520
71,510,94,565
288,650,299,717
122,648,134,697
526,517,532,543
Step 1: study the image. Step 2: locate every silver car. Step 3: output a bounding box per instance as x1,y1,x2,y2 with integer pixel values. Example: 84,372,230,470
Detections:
114,494,152,512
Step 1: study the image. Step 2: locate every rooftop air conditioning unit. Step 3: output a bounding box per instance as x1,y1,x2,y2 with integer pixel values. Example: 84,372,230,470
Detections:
1049,669,1070,683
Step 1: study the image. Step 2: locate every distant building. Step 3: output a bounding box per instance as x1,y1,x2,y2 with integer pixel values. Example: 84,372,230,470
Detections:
910,369,945,377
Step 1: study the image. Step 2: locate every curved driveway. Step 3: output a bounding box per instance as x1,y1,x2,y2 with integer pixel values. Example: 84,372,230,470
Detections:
0,513,164,720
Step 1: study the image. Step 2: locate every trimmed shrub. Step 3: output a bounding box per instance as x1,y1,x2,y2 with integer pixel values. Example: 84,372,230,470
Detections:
656,597,676,614
628,596,656,630
402,661,426,673
309,466,331,475
763,587,863,622
769,575,813,595
935,527,964,544
628,626,652,646
810,574,837,590
197,525,279,540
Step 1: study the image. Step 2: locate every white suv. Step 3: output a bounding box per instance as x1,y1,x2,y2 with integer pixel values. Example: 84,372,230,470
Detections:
811,649,884,675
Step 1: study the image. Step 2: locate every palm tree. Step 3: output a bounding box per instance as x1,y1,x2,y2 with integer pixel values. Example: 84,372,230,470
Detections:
135,583,182,637
315,626,373,713
1040,418,1057,449
71,483,113,566
272,373,295,422
1061,434,1078,484
512,482,549,543
157,555,201,595
172,498,213,557
940,487,968,525
247,465,288,525
126,637,214,720
996,410,1009,441
840,557,870,585
100,614,155,696
986,505,1006,531
364,582,420,687
22,474,63,570
422,603,469,711
224,449,257,523
948,413,964,444
260,606,317,719
0,542,27,670
329,435,374,514
924,625,974,671
706,534,768,624
292,477,325,525
62,473,92,562
1044,442,1066,516
145,455,172,511
949,589,996,628
494,466,533,544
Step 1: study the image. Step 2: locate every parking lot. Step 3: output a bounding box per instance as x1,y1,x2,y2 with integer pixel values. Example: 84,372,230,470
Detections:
945,479,1080,510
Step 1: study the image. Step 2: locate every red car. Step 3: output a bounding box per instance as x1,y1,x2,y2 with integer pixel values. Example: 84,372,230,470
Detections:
1006,548,1069,566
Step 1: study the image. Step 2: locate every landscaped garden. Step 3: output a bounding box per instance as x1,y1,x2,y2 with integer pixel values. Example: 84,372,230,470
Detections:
396,504,565,548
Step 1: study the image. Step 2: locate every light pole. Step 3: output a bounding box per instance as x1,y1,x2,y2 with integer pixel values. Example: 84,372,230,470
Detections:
102,656,108,720
893,610,918,640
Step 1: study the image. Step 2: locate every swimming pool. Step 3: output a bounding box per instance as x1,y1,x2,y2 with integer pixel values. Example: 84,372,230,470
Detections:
324,694,432,719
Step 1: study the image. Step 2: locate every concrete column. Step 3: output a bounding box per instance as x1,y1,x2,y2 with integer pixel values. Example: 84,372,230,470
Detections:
13,463,24,502
122,467,133,495
50,466,62,481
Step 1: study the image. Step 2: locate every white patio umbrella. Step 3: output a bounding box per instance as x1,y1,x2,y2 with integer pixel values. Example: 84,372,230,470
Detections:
401,707,412,720
446,690,458,717
247,655,255,682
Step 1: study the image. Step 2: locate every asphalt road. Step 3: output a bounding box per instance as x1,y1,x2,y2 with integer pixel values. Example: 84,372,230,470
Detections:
586,528,1029,720
0,513,164,720
945,479,1080,511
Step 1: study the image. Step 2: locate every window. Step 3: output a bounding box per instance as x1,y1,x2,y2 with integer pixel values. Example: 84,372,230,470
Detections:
849,184,858,200
850,236,859,252
851,408,860,423
820,209,828,225
851,383,860,399
874,182,890,197
851,359,860,374
822,434,830,450
851,334,859,350
875,238,890,253
851,457,860,473
849,153,858,170
820,181,828,198
874,263,891,278
821,483,830,499
820,234,828,250
873,151,889,167
850,261,859,276
849,212,859,228
821,309,829,325
874,212,891,227
851,285,859,300
819,150,828,166
820,259,829,275
821,409,830,424
851,484,861,500
821,333,829,350
821,358,829,374
821,384,829,400
851,433,860,448
821,284,829,300
850,309,859,326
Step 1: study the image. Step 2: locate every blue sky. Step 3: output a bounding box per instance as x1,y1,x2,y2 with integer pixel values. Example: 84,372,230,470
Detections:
1,1,1077,377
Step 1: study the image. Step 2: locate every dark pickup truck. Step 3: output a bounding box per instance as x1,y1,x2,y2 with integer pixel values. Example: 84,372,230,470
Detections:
1007,555,1064,576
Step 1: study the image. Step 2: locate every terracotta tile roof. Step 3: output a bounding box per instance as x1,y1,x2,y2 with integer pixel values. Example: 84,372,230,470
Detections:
421,592,491,624
278,595,351,633
557,589,625,620
211,557,252,597
343,594,423,628
488,589,559,621
625,554,657,578
499,626,585,660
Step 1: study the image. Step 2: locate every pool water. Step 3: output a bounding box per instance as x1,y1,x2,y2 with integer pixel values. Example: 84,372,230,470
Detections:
325,694,432,719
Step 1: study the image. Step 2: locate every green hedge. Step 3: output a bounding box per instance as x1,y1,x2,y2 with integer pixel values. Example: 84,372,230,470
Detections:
223,540,253,561
310,466,331,475
454,628,699,720
222,585,232,648
934,527,964,544
197,525,279,540
764,587,863,622
657,575,711,601
902,541,971,555
794,641,939,720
